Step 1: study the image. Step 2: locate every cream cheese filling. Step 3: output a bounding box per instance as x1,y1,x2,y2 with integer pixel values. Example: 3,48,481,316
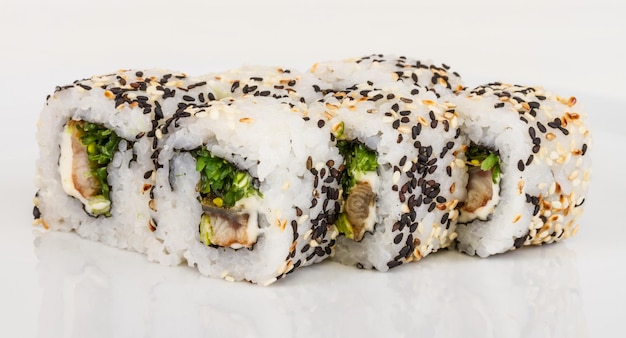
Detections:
59,124,110,215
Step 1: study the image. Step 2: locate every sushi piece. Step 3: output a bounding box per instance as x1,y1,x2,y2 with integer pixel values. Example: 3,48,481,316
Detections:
34,69,219,263
311,54,465,96
308,82,466,270
451,83,592,257
150,96,342,284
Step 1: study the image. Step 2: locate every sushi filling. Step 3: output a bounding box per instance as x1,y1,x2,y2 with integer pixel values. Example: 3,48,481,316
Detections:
335,138,379,241
458,145,501,223
193,148,262,249
59,120,120,216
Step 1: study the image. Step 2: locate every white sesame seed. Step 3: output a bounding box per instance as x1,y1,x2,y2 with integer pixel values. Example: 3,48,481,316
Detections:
382,116,395,123
401,204,410,213
309,240,319,248
402,161,412,173
454,159,465,169
550,151,559,160
392,171,401,184
275,260,288,275
303,229,312,240
298,215,309,225
397,126,411,134
262,278,277,287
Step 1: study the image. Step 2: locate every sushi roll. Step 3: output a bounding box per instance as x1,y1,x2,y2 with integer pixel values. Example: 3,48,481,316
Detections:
451,83,592,257
308,82,466,270
150,96,342,284
311,54,465,96
34,69,219,263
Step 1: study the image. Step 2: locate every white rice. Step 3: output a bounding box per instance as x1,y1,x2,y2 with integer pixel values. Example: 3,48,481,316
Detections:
308,82,467,270
450,83,592,257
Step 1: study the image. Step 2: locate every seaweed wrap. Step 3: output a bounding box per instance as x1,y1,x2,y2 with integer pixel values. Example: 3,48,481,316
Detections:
309,82,466,270
451,83,592,257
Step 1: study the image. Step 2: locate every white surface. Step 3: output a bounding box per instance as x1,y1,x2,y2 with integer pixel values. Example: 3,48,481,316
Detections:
1,1,625,337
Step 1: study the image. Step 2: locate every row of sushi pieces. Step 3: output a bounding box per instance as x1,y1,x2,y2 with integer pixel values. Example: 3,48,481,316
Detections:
34,54,591,285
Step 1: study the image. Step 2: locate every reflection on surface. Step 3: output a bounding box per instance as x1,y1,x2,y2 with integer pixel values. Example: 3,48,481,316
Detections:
35,231,587,338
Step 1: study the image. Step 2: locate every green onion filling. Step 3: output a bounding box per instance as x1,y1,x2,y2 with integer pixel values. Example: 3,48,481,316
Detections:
336,140,378,197
192,148,261,247
75,121,121,203
465,144,501,183
335,136,378,240
192,148,261,209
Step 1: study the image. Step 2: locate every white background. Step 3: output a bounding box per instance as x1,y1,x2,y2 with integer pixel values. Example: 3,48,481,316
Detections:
1,1,625,337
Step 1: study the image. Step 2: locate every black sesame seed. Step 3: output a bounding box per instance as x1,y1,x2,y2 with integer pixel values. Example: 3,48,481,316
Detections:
33,205,41,219
537,121,547,133
387,260,402,269
398,241,412,258
428,202,436,212
300,244,310,253
412,125,421,139
230,81,240,92
532,145,540,153
513,233,528,248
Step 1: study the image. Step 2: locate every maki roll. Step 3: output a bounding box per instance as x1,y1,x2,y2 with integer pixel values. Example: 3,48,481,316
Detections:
451,83,592,257
311,54,465,96
34,69,219,261
151,96,343,284
309,82,466,270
